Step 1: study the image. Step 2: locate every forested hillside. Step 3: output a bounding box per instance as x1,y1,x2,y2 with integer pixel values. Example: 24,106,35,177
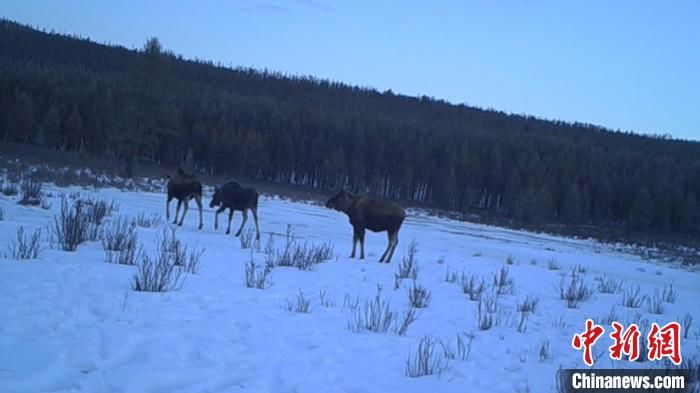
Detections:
1,19,698,238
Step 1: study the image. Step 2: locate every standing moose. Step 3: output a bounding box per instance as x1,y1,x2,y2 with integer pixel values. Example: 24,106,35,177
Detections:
210,181,261,240
325,190,405,263
166,169,204,230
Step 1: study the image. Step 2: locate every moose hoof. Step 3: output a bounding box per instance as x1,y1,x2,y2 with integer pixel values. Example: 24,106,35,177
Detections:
226,230,231,235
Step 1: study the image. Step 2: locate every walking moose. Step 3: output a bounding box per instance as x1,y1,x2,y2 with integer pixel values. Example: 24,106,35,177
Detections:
166,169,204,230
325,190,405,263
210,181,261,240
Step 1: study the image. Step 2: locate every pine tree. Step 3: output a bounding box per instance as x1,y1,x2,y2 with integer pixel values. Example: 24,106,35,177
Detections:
629,187,653,231
561,183,584,224
8,92,34,143
40,104,61,148
65,105,83,151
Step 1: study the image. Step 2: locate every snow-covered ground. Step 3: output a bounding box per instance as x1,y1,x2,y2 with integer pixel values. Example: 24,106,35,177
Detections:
1,181,698,393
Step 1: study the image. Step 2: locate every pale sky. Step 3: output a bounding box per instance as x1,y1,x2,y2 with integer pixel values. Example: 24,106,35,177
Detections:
2,0,699,140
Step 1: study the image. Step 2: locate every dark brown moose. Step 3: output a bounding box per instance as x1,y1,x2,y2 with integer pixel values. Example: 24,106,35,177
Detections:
325,190,405,263
166,169,204,229
210,181,261,239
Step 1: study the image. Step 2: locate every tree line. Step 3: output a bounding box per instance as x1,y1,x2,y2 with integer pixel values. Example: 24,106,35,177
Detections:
1,19,698,238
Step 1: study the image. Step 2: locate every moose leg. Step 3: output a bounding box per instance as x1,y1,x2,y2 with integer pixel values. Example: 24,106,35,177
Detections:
379,231,392,263
226,209,235,235
166,196,173,221
386,232,399,263
173,199,182,224
358,228,366,260
350,229,358,258
178,198,190,226
235,209,249,237
194,195,203,230
252,208,260,240
214,206,226,230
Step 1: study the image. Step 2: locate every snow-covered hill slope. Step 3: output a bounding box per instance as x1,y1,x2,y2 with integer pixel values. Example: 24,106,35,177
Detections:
1,183,698,393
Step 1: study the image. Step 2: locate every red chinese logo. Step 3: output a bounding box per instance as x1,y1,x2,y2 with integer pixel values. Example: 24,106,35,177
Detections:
572,319,682,366
572,319,605,366
647,322,682,365
609,322,640,361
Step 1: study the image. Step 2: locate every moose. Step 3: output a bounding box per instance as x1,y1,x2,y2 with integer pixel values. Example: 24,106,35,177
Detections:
210,181,261,240
166,169,204,230
325,190,405,263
